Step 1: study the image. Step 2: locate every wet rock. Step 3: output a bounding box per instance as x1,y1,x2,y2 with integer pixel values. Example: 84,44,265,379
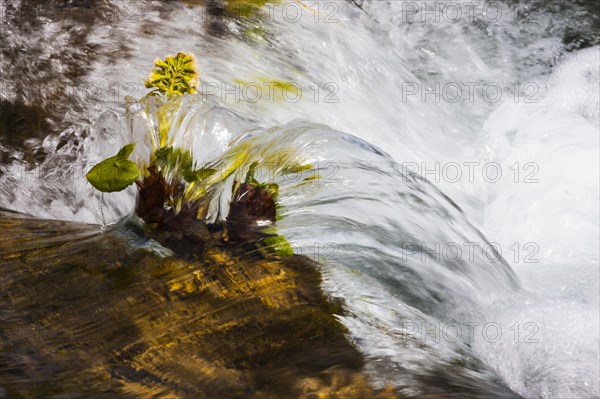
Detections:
0,212,401,398
227,182,276,228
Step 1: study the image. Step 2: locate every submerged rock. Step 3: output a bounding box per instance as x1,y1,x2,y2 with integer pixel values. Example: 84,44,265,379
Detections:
0,211,400,398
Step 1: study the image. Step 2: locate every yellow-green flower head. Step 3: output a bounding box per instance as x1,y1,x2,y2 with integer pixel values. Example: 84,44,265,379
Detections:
145,52,199,97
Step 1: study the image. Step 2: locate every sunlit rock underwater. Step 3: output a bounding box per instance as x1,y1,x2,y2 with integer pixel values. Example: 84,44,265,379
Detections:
1,0,599,398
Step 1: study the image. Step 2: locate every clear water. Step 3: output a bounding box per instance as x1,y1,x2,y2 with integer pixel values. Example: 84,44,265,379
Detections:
1,0,598,397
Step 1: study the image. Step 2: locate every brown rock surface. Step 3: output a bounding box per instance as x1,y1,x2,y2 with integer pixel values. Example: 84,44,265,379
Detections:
0,211,401,398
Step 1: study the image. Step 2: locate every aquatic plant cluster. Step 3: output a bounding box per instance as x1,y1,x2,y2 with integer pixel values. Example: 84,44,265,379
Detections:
86,53,289,256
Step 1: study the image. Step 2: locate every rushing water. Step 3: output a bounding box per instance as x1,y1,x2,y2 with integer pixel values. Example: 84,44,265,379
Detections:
1,0,599,397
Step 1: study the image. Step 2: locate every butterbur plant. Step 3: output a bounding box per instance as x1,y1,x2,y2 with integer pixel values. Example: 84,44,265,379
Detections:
86,144,140,192
144,52,199,97
85,52,291,255
86,53,199,195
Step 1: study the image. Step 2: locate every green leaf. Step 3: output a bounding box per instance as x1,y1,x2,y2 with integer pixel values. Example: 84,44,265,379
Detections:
155,146,194,175
183,167,218,183
86,144,140,193
244,161,260,185
117,143,135,158
263,236,294,257
282,163,313,174
260,182,279,199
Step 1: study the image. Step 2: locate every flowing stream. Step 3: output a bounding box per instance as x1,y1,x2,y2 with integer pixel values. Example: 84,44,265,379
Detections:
1,0,599,397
